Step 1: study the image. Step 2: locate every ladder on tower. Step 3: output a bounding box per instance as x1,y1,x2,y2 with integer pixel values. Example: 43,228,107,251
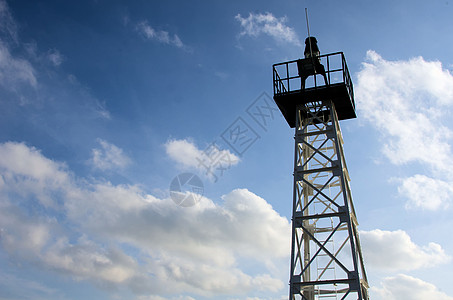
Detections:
312,137,341,300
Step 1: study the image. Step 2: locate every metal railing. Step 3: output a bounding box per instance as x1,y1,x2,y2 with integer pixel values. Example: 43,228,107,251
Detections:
273,52,354,104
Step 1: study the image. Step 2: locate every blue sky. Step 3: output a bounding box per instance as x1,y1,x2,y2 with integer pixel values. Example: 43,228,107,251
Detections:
1,0,453,299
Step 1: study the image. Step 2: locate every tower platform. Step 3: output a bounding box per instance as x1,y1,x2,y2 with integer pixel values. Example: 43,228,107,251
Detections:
273,52,356,127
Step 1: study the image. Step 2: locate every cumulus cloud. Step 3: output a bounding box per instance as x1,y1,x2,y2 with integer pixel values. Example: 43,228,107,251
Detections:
1,207,138,284
360,229,450,271
165,138,239,174
136,21,185,49
357,51,453,169
0,141,69,208
0,142,289,297
371,274,453,300
235,12,300,46
356,51,453,210
397,174,453,210
90,139,131,171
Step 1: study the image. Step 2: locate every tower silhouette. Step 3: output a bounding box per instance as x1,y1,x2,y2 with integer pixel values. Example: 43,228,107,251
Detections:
273,37,369,300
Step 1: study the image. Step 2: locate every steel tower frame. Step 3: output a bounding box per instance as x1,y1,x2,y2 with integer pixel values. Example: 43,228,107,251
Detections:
272,51,369,300
289,100,368,300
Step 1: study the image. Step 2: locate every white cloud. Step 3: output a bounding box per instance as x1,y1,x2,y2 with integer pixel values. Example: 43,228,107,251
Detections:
2,214,138,284
136,21,185,49
0,41,37,88
356,51,453,210
0,141,69,208
0,0,111,124
47,48,64,66
398,174,453,210
165,138,203,168
0,1,36,88
371,274,453,300
228,296,287,300
90,139,131,171
357,51,453,170
42,237,138,284
360,229,450,271
0,142,289,297
138,297,196,300
235,12,300,46
165,138,239,173
0,0,18,42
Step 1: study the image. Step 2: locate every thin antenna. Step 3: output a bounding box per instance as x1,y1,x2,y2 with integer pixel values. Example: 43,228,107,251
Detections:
305,8,311,38
305,8,314,59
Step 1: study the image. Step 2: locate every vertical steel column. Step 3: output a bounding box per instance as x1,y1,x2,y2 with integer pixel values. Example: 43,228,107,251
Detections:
289,100,369,300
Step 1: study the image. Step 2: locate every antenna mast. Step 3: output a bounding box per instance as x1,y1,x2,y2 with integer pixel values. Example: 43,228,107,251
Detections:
305,8,314,58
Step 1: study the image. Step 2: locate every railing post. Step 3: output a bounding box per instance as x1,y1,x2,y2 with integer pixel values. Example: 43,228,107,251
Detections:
286,62,290,92
342,53,345,84
327,55,330,84
273,68,276,95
